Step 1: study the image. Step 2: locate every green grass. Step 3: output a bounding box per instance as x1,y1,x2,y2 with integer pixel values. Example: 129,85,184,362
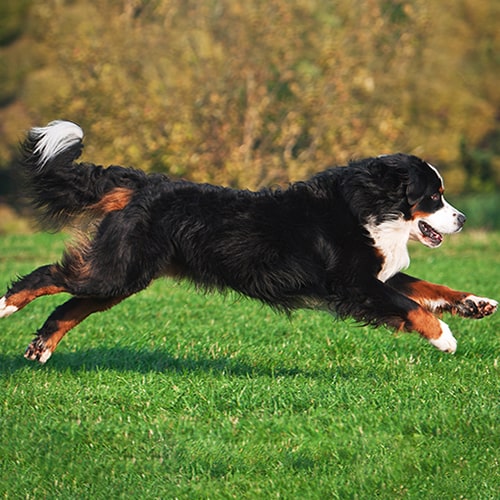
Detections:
0,231,499,499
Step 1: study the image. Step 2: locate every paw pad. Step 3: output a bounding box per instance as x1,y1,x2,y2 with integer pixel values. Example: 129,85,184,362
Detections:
462,296,498,319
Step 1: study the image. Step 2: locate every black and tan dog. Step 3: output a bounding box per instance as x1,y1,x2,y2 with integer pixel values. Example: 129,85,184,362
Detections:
1,121,496,362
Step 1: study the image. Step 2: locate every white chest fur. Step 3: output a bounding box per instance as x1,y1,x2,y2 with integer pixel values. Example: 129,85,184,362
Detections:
365,218,411,282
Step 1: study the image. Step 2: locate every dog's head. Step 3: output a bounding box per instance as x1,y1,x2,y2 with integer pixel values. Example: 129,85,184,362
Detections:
377,154,466,247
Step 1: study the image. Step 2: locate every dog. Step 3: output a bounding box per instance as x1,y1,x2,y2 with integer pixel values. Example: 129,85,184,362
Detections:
0,120,497,363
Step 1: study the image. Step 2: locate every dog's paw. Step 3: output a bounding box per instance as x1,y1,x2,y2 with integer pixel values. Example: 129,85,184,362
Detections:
24,338,53,364
428,320,457,353
457,296,498,319
0,296,18,318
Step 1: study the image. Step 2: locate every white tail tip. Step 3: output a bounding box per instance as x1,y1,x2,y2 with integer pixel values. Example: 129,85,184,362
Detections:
30,120,83,167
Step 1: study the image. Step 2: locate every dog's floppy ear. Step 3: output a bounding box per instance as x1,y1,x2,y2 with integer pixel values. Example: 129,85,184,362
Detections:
375,154,426,206
342,155,410,223
406,167,426,206
370,154,411,196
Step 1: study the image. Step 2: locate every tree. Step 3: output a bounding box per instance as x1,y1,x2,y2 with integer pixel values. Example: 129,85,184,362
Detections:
0,0,498,194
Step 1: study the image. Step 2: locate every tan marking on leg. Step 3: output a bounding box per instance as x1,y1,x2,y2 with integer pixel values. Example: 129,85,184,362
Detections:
6,285,66,311
0,296,19,317
25,296,126,363
406,308,443,340
407,280,467,306
407,308,457,353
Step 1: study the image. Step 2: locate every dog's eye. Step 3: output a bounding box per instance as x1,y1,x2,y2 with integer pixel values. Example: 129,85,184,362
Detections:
430,193,440,201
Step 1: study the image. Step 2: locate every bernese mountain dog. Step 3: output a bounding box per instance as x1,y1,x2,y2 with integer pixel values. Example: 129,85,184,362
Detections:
0,120,497,363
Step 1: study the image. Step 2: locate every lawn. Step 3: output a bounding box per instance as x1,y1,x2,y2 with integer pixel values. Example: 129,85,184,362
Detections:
0,231,499,498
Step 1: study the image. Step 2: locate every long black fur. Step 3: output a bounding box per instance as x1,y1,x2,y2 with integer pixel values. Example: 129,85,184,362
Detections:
6,122,499,362
18,124,438,329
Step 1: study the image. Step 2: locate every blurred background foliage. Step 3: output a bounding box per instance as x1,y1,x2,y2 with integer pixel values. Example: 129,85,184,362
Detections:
0,0,499,211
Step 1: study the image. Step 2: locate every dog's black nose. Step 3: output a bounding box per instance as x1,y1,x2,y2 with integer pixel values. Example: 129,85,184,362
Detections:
457,213,466,226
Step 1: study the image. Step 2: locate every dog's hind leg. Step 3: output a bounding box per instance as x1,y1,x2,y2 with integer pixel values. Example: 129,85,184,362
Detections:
24,295,126,363
0,265,68,318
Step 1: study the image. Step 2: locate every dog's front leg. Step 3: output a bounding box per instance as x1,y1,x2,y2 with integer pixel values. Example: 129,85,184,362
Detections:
331,278,460,352
386,273,498,318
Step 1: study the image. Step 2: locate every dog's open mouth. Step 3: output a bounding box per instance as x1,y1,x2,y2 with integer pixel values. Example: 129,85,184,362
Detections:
418,220,443,247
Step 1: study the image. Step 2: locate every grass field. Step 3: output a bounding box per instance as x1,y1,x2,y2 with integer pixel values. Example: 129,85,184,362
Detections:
0,231,499,498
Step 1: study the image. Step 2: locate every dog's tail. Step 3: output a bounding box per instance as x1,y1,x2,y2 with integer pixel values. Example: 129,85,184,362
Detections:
21,120,149,230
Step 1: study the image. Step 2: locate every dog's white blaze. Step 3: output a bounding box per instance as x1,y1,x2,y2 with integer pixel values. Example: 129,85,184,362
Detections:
0,296,18,318
30,120,83,168
415,164,464,235
365,217,411,282
428,320,457,353
426,162,444,186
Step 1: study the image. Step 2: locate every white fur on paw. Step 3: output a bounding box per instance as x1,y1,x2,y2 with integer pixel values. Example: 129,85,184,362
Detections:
0,296,18,318
428,320,457,353
38,349,53,364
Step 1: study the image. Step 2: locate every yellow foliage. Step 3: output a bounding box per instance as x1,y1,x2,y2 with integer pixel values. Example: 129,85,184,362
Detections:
0,0,498,194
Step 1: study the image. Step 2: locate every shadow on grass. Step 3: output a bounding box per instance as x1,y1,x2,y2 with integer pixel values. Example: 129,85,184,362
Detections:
0,347,322,379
